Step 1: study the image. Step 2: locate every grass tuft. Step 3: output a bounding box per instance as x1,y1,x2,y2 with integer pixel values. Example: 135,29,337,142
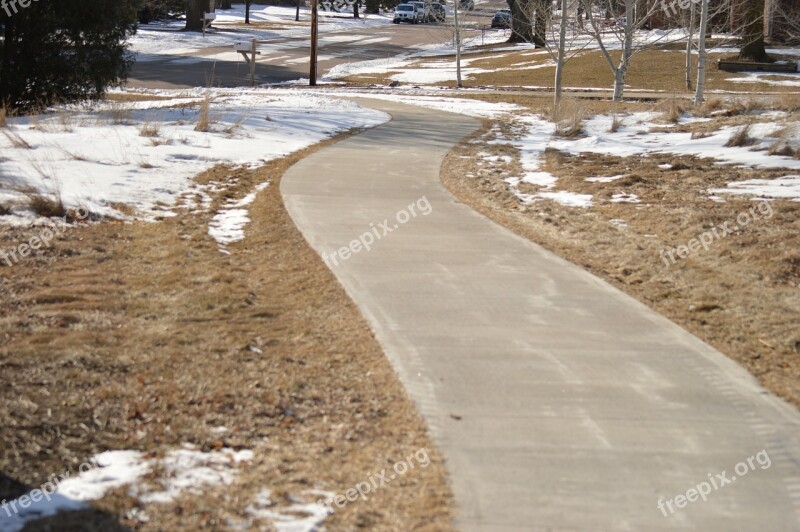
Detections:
0,107,6,128
57,111,75,133
768,143,795,157
609,114,623,133
139,121,161,138
28,194,66,218
725,124,757,147
105,102,133,125
700,98,725,116
2,129,32,149
195,95,213,133
659,98,688,123
551,98,587,138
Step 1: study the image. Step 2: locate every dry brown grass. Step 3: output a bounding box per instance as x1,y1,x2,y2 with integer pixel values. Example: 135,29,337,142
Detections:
0,107,7,128
777,92,800,112
27,193,67,218
57,111,75,133
105,93,172,103
441,118,800,412
104,102,133,125
139,121,161,138
195,94,213,132
659,98,689,123
725,123,756,147
0,134,453,531
768,143,796,157
551,97,587,137
343,47,800,98
609,114,623,132
2,128,32,149
700,97,725,115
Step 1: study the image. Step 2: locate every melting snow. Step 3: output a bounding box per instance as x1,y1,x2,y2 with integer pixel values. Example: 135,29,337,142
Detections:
0,446,253,532
709,175,800,201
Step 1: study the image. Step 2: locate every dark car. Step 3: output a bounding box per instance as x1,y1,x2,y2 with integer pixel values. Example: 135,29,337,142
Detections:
460,0,474,10
491,9,511,28
430,2,446,21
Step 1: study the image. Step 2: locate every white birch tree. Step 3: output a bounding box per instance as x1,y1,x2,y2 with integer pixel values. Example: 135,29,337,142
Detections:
580,0,686,100
694,0,709,104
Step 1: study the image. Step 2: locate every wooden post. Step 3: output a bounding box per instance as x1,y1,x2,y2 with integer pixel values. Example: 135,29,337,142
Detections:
235,39,260,87
250,39,257,87
310,0,319,85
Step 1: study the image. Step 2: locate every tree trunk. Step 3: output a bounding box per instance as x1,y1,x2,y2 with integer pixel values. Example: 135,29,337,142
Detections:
612,69,625,101
246,0,251,23
686,0,695,90
613,27,633,101
695,0,710,104
353,0,360,18
554,0,568,104
738,0,770,61
0,17,14,105
507,0,535,43
186,0,214,31
533,0,551,47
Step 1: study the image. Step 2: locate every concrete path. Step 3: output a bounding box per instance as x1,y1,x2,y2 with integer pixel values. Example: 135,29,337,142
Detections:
281,100,800,530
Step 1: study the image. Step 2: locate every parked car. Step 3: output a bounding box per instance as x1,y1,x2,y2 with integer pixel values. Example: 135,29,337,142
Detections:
460,0,474,10
393,3,421,23
409,1,432,22
430,2,446,22
491,9,511,28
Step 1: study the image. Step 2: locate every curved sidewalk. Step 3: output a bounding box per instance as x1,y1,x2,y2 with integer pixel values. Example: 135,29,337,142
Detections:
281,100,800,530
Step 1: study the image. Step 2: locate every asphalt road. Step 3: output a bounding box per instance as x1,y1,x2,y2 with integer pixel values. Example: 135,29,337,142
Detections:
128,8,502,89
282,98,800,530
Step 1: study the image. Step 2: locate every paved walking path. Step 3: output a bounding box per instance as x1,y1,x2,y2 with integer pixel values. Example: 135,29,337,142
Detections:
281,100,800,530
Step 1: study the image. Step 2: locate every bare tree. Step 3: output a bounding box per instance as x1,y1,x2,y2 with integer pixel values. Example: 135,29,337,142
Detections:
737,0,770,61
186,0,215,31
508,0,537,43
774,1,800,43
554,0,570,101
695,0,710,103
547,0,594,102
684,0,696,90
580,0,685,100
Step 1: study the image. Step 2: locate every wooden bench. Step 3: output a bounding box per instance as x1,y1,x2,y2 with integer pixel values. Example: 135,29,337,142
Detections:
718,60,799,73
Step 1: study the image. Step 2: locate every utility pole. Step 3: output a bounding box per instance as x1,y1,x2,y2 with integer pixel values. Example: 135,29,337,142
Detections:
454,0,462,88
296,0,301,21
310,0,319,85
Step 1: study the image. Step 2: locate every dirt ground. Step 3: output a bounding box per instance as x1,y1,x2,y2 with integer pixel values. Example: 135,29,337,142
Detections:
0,134,453,530
440,107,800,410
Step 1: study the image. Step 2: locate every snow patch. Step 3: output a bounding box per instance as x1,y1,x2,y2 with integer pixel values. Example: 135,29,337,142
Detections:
709,175,800,201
